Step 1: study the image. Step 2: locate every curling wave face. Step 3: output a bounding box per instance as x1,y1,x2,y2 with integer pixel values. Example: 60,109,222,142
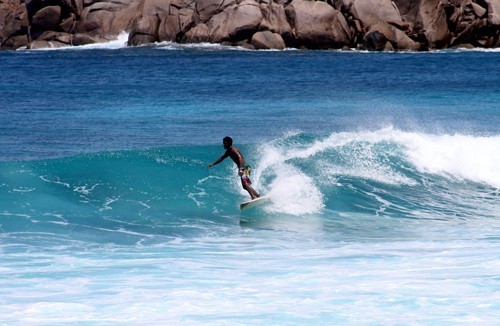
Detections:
1,128,498,247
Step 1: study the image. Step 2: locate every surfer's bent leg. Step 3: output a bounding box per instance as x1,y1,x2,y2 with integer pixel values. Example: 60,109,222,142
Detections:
240,166,259,199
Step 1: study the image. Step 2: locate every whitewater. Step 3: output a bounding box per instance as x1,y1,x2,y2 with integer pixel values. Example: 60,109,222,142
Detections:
0,42,499,324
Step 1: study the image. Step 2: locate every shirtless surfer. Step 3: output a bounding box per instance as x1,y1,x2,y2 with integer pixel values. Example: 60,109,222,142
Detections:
208,136,260,200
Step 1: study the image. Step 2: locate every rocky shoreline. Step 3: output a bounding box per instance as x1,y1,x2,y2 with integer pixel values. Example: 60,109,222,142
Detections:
1,0,499,51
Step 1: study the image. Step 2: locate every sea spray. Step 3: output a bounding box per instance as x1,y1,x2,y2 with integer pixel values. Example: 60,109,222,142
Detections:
250,140,324,215
401,132,500,189
270,128,500,189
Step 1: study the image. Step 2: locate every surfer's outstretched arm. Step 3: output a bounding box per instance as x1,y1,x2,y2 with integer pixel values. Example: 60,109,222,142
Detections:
208,152,228,168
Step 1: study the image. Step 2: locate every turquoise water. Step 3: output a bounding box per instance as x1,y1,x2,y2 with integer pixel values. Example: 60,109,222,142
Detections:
1,40,499,324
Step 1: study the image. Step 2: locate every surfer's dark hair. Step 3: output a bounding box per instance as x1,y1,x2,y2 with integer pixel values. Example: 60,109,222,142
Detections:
223,136,233,146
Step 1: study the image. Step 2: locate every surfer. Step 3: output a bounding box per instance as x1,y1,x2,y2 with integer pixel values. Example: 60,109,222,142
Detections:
208,136,260,200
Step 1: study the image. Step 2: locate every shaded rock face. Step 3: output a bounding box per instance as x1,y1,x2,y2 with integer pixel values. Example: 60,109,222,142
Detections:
1,0,499,51
363,21,421,50
344,0,403,30
286,0,351,49
0,0,29,49
32,5,61,30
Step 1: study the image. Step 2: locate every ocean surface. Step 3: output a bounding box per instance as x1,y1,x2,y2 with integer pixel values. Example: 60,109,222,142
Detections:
1,35,499,324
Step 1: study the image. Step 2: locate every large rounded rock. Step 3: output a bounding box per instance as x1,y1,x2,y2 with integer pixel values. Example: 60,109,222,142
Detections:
419,0,450,49
345,0,403,30
484,0,500,25
195,0,236,23
259,1,293,43
159,7,194,42
207,8,233,42
183,23,210,42
29,31,71,48
128,14,160,45
37,30,72,44
77,0,141,39
226,0,263,41
286,0,351,49
2,35,28,49
207,0,263,42
0,0,29,49
363,21,420,50
32,6,62,30
127,0,168,45
72,33,98,45
251,30,286,49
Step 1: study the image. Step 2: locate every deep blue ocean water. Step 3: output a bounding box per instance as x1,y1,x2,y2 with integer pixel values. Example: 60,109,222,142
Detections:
1,37,499,324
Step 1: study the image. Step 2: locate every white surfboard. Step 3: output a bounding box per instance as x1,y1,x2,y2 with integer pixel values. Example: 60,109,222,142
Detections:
240,195,270,210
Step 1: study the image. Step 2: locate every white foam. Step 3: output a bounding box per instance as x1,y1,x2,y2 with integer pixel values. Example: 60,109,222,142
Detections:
188,176,220,207
309,132,417,186
400,132,500,188
325,127,500,188
12,187,35,192
27,32,130,51
278,127,500,189
437,47,500,53
100,197,120,211
39,175,71,188
77,31,129,50
3,239,499,324
157,41,249,51
154,41,303,52
266,164,324,215
73,183,100,195
254,144,324,215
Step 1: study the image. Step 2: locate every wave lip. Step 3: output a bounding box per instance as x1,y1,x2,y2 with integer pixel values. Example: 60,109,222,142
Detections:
284,127,500,189
402,132,500,189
